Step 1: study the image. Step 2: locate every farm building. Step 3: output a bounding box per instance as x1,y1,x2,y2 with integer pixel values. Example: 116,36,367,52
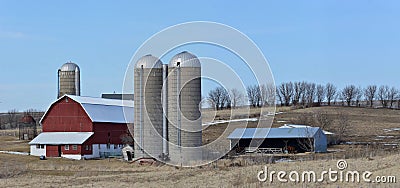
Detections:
29,95,134,160
227,127,327,153
18,114,37,140
279,124,336,145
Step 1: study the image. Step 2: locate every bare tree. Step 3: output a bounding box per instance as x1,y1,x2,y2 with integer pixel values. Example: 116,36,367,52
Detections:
364,85,377,107
397,93,400,109
305,82,316,106
378,85,389,108
278,82,293,106
325,83,336,106
230,88,244,108
297,127,315,152
336,113,350,144
208,87,229,110
276,87,283,107
265,83,276,106
246,85,261,108
316,84,325,106
221,88,231,109
388,87,398,108
342,85,356,106
7,109,18,129
259,84,268,107
354,86,363,107
314,111,332,130
294,112,313,125
292,81,305,106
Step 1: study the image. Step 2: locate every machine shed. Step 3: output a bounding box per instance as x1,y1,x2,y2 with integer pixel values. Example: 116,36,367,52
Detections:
227,127,327,153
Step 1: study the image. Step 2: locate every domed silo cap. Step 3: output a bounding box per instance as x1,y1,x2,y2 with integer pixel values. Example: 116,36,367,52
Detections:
136,54,163,69
60,62,80,71
169,51,201,67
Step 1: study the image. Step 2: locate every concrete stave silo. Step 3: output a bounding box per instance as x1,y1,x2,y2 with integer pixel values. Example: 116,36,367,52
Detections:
58,62,80,98
167,51,202,165
134,55,164,159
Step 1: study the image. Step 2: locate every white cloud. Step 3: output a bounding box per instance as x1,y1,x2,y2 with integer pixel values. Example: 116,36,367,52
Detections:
0,30,28,39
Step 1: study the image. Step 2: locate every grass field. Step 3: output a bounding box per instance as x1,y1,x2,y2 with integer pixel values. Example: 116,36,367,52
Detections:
0,106,399,187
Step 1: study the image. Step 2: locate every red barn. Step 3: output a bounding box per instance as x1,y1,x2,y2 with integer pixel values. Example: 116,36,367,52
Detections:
29,95,134,160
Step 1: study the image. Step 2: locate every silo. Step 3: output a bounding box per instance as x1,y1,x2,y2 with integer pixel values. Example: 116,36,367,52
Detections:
168,51,202,165
58,62,80,98
134,55,164,159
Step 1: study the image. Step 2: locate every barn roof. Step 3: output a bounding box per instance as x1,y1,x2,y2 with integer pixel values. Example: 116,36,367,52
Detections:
227,127,321,139
40,95,134,124
279,124,334,135
29,132,93,145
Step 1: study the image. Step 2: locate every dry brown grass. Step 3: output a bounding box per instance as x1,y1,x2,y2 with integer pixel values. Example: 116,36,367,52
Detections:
273,106,400,143
0,152,398,187
0,136,30,153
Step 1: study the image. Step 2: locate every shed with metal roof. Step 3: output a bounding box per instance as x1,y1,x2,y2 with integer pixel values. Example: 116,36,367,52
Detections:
227,127,327,153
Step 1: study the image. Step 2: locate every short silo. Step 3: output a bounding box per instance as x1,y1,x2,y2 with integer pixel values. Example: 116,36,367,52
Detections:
168,51,202,165
58,62,80,98
134,55,164,159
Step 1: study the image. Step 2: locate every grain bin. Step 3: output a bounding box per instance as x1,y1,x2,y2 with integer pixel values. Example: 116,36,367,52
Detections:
167,51,202,165
134,55,164,159
58,62,80,98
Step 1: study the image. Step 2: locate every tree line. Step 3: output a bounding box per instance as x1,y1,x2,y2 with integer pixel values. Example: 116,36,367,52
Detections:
0,109,43,130
207,81,400,110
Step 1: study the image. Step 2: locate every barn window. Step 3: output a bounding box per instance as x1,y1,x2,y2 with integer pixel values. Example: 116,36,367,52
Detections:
65,145,69,150
72,145,78,150
36,144,40,149
85,145,91,151
40,145,44,149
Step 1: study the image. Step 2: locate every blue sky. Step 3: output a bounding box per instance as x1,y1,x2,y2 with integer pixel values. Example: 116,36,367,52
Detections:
0,1,399,112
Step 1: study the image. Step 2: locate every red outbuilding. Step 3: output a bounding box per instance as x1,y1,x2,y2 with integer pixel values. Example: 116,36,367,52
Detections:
29,95,134,159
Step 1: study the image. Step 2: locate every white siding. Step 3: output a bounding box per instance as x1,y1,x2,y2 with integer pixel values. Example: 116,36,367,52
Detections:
30,145,46,156
61,154,82,160
83,144,122,159
98,144,123,158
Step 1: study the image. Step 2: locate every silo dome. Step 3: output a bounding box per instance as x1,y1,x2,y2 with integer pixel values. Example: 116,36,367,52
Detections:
58,61,80,98
169,51,201,67
60,62,80,71
136,54,163,69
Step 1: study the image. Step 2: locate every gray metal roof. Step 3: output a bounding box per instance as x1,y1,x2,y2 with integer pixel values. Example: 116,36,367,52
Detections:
169,51,201,67
60,62,80,71
227,127,321,139
40,95,134,124
136,54,163,69
101,93,134,101
29,132,93,145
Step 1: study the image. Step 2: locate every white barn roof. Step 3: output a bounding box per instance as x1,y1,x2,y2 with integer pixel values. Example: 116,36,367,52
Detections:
29,132,93,145
40,95,134,124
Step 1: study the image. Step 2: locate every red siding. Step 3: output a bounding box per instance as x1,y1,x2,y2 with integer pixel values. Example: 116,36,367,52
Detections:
81,143,92,155
39,96,129,158
61,144,82,155
42,96,93,132
86,123,128,144
46,145,60,157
